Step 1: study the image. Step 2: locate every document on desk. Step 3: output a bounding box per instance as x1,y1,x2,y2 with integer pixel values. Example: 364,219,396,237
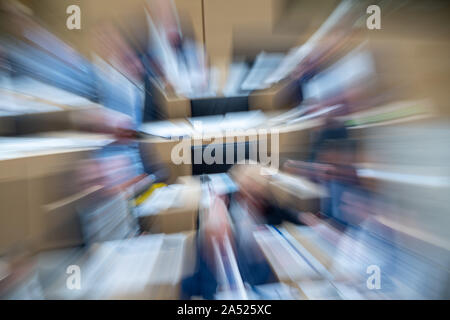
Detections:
223,61,250,97
240,52,285,91
222,111,267,130
140,121,195,138
188,115,224,134
297,280,343,300
286,104,341,124
271,173,327,198
137,184,186,216
206,173,239,195
0,137,114,159
0,94,62,114
84,235,165,299
2,76,93,107
188,111,267,134
253,228,320,281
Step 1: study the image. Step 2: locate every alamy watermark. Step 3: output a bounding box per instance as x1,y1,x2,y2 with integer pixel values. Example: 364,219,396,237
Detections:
366,5,381,30
170,124,280,174
66,5,81,30
366,265,381,290
66,264,81,290
66,4,380,31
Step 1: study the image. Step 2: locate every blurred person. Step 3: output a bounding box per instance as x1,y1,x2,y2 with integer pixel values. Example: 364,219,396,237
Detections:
283,124,450,298
142,0,209,114
182,192,231,299
284,122,360,227
73,23,170,244
227,194,277,287
83,21,168,191
0,0,98,100
326,188,400,298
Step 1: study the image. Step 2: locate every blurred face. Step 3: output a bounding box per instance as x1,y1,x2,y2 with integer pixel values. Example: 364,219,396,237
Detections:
93,23,144,81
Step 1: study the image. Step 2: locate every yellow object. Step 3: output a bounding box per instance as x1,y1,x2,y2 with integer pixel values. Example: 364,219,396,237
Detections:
134,183,167,206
